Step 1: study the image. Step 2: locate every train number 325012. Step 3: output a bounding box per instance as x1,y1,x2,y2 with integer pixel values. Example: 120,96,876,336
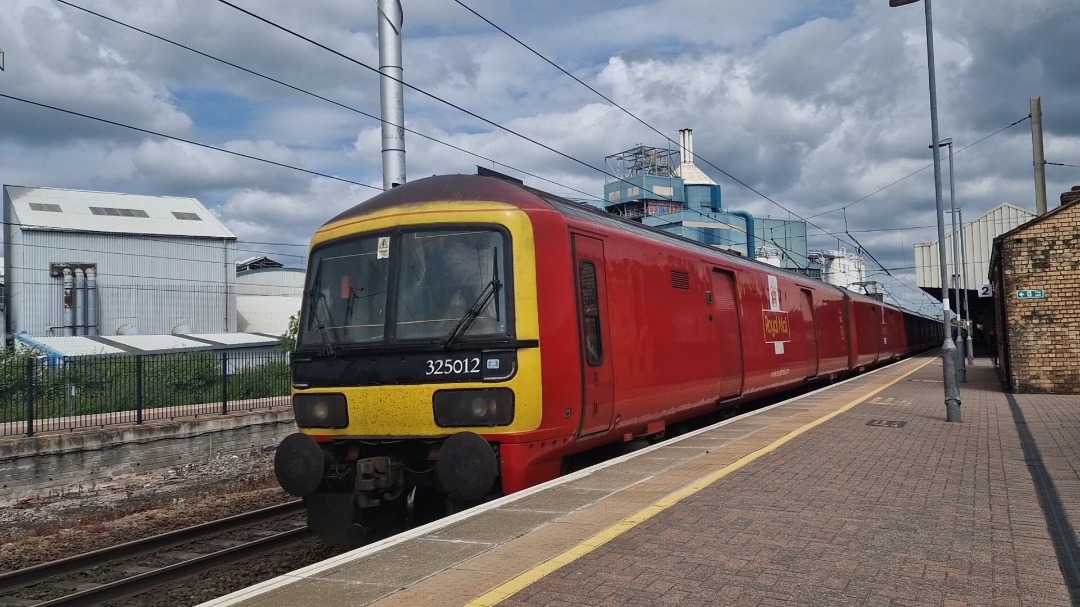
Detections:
425,357,481,376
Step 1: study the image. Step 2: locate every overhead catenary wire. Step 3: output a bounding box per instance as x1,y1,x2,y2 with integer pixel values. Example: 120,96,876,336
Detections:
445,0,1000,311
0,93,794,276
209,0,861,272
44,1,814,267
807,114,1032,219
212,0,633,194
49,0,603,205
50,0,915,280
18,2,1003,313
0,93,379,191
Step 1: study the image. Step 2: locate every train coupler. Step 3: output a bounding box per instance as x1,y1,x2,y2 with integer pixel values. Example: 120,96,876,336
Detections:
354,456,404,508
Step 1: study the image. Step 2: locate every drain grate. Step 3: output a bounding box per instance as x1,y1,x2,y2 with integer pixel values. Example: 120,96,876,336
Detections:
867,420,907,428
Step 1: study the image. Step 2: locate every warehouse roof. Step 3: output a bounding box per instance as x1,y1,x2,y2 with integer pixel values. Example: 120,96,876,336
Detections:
237,255,284,272
3,185,236,239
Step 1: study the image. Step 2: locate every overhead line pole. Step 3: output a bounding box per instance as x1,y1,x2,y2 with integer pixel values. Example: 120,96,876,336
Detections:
890,0,961,421
1031,97,1047,215
378,0,406,190
959,207,973,365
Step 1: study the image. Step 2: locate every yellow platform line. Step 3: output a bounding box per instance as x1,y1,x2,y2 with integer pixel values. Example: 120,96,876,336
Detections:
465,356,936,606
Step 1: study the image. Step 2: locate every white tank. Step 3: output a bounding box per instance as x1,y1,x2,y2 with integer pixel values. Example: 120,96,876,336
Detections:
808,248,866,289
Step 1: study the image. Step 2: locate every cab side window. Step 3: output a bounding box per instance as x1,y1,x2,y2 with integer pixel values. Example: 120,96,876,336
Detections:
579,260,603,366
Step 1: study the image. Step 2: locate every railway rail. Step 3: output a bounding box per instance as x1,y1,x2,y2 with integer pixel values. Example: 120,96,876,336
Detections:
0,501,308,606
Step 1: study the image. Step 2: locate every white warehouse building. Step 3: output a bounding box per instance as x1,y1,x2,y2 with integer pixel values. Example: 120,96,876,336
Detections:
235,257,304,335
2,186,238,348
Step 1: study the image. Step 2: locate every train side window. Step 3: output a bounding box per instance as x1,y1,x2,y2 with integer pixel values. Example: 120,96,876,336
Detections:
579,260,603,366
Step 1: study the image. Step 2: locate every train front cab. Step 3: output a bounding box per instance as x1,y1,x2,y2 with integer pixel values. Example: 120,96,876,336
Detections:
273,193,556,546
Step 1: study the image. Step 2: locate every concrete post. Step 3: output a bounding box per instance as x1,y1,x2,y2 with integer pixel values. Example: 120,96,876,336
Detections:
1031,97,1047,215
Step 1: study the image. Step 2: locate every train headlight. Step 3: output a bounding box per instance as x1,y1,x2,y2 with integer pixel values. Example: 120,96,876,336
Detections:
293,393,348,428
433,388,514,427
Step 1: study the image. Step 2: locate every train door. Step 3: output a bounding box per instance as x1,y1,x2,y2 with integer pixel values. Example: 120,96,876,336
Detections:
573,234,615,436
711,269,743,398
801,289,819,379
843,294,857,369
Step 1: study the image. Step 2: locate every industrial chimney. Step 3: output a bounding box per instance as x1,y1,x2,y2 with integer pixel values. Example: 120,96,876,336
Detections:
677,129,716,186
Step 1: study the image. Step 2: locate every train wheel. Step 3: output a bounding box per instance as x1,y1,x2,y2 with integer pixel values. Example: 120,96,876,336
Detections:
347,523,368,547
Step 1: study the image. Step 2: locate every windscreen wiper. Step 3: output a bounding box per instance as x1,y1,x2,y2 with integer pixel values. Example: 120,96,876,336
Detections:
443,249,501,349
308,283,338,358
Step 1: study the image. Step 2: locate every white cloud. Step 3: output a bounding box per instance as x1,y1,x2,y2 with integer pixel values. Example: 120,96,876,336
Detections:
0,0,1077,301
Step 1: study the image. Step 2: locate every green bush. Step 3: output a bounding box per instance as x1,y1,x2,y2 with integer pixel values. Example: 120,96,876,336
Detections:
228,361,291,400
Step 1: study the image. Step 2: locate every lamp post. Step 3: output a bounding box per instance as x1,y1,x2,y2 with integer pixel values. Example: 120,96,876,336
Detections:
891,0,961,421
933,138,966,382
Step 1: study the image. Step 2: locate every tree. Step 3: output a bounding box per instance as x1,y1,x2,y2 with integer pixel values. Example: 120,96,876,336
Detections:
278,313,299,352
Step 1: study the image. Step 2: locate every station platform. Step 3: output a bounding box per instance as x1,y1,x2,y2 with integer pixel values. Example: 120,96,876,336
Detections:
203,354,1080,607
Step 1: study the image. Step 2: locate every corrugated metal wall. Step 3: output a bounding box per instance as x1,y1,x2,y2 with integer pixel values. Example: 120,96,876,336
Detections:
915,203,1035,291
235,268,305,296
8,230,236,336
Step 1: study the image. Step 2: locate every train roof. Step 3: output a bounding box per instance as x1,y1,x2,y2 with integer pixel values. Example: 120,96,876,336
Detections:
326,173,917,316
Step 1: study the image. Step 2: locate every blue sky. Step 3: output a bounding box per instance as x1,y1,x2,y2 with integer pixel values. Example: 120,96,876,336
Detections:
1,0,1078,313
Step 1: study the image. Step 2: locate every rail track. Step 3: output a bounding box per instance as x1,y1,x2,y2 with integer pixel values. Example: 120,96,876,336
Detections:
0,500,309,606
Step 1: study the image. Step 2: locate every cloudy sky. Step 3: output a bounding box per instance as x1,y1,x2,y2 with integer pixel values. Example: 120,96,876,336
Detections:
2,0,1078,314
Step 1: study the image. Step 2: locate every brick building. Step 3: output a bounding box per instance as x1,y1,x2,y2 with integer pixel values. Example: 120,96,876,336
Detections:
988,187,1080,393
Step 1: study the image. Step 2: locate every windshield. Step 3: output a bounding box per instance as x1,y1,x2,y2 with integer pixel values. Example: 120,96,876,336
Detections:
299,228,509,349
303,237,390,346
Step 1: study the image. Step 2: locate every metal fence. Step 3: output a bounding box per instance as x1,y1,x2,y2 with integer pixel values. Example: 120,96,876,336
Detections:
0,350,292,437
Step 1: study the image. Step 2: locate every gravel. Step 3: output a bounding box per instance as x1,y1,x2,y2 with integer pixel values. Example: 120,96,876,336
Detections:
0,446,340,601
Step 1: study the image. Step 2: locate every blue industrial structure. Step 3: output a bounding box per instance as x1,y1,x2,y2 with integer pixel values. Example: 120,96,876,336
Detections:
601,129,809,271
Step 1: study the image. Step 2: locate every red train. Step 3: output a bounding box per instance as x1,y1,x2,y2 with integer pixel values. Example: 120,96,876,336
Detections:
274,171,940,546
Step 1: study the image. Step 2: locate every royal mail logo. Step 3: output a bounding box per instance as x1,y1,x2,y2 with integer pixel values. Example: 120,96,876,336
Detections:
763,310,791,343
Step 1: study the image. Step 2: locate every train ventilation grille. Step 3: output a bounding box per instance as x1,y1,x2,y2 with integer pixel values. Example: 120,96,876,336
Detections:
670,270,690,290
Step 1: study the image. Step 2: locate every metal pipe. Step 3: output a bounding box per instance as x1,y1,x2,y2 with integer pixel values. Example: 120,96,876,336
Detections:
729,211,756,260
378,0,406,190
86,267,98,336
959,208,973,364
62,268,74,337
945,141,965,382
74,268,86,336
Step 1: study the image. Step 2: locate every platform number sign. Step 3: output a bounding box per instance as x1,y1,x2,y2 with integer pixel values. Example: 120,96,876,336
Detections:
978,283,993,298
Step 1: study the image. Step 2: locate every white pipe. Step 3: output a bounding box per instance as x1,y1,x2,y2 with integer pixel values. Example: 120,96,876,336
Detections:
62,268,74,337
74,268,86,336
679,128,693,165
86,267,98,336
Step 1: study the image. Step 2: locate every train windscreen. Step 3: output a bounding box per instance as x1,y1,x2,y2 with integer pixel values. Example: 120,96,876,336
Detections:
300,228,509,349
